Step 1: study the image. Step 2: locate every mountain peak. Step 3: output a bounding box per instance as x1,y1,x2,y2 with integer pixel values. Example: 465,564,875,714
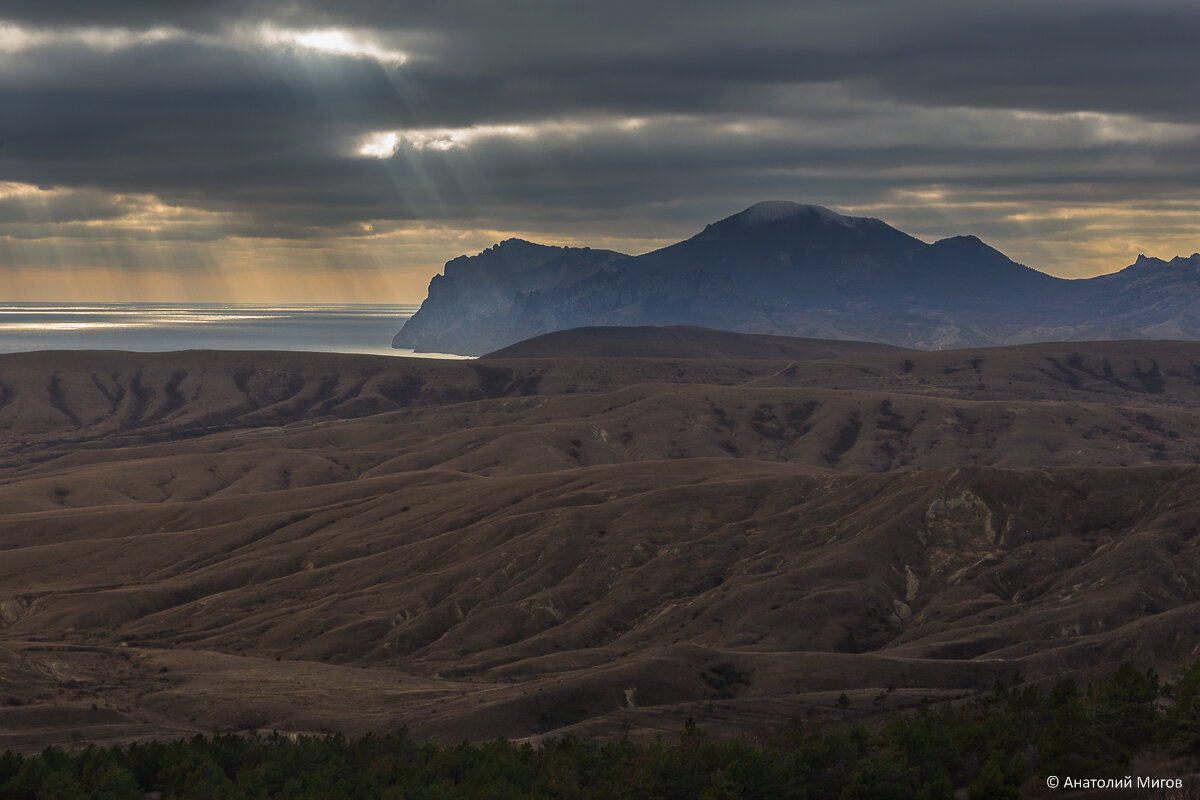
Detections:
726,200,859,229
491,237,552,252
1132,253,1200,271
930,234,1004,255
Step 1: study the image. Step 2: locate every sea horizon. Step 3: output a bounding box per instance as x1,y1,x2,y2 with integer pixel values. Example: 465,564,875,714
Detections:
0,301,468,358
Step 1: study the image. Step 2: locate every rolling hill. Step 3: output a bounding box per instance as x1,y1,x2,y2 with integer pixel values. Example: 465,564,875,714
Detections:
2,332,1200,750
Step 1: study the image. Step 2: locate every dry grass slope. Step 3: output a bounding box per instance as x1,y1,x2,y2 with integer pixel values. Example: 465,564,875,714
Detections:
1,332,1199,749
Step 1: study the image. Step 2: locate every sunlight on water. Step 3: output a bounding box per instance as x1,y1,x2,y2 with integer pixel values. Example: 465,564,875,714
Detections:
0,303,463,357
0,322,155,331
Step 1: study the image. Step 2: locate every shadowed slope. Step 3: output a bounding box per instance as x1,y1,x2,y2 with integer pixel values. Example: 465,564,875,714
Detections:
481,326,908,360
2,461,1199,744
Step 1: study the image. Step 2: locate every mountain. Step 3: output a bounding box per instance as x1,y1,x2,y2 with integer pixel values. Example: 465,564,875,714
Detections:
1074,253,1200,339
393,239,629,356
628,202,1060,308
392,201,1198,355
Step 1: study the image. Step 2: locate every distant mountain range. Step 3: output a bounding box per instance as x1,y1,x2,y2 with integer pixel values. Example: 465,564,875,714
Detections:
393,201,1200,355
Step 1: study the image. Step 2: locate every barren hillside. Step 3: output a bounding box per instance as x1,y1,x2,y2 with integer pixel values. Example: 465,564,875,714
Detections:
2,333,1199,749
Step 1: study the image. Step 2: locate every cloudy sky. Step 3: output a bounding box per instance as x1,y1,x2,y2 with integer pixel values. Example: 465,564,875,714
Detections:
2,0,1198,302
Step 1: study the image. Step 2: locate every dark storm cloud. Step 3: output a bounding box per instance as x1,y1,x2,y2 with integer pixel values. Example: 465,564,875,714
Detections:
0,1,270,29
282,0,1200,119
7,1,1199,106
1,0,1198,273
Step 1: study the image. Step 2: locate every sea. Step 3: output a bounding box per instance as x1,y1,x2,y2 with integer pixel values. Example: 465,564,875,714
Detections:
0,303,467,358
